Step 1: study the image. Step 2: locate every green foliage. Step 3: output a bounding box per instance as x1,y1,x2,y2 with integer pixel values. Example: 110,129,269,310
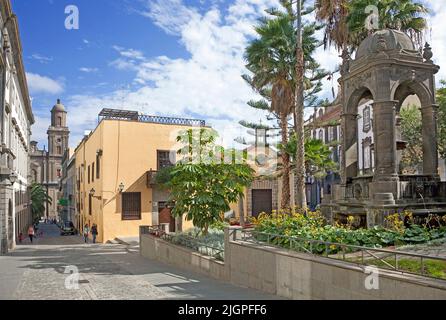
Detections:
437,80,446,159
281,135,338,179
30,183,52,223
169,227,225,260
253,212,446,255
163,129,255,235
347,0,428,48
400,104,423,169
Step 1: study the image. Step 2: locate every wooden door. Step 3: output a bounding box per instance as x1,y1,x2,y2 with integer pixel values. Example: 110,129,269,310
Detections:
251,189,272,218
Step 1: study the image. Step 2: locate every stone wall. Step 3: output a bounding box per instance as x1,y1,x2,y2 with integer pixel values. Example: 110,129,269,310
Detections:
140,233,228,281
140,228,446,300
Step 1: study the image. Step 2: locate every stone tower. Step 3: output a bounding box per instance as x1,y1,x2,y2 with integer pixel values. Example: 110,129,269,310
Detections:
48,99,69,157
29,99,70,219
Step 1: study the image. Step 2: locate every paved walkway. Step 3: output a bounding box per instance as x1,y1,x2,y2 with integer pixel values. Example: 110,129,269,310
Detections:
0,224,279,300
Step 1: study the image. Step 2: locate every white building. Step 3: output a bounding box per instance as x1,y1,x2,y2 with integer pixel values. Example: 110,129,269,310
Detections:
0,0,35,254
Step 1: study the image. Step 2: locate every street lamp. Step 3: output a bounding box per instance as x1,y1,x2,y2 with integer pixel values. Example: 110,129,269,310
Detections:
118,183,125,193
89,188,101,200
9,171,18,185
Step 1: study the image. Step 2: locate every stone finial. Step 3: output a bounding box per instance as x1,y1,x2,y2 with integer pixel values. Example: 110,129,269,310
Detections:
423,42,433,63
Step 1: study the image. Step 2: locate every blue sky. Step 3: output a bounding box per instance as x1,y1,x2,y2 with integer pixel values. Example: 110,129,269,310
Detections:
11,0,446,149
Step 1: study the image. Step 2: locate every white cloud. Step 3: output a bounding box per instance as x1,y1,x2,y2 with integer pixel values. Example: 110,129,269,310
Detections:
59,0,281,149
26,72,64,95
30,53,53,64
32,0,446,148
79,67,99,73
424,0,446,82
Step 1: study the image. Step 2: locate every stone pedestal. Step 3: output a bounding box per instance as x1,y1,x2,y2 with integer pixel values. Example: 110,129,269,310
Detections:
369,181,399,202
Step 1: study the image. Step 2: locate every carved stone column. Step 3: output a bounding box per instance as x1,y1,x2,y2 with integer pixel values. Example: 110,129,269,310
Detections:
372,100,399,182
421,104,439,177
340,112,358,183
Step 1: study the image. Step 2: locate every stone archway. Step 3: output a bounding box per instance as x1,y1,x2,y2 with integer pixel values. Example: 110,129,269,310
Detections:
325,29,442,228
392,80,439,177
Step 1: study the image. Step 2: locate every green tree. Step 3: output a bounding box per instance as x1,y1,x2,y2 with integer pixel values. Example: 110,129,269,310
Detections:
30,183,52,223
399,104,423,170
347,0,428,48
161,129,255,235
243,0,328,209
282,134,337,180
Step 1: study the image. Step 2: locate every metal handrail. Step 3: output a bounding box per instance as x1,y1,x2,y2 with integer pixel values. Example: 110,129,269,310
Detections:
140,226,224,261
239,229,446,280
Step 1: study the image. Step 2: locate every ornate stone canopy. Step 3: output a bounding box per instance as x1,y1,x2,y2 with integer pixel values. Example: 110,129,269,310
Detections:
338,29,440,203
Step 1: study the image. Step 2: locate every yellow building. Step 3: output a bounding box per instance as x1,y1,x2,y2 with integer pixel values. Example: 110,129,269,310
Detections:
75,109,204,243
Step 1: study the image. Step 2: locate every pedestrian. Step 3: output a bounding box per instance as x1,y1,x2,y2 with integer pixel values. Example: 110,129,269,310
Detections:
83,224,90,243
28,225,35,243
91,224,98,244
18,232,23,244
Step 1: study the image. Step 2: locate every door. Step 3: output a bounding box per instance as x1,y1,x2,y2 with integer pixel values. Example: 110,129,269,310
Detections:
159,205,175,233
251,189,272,218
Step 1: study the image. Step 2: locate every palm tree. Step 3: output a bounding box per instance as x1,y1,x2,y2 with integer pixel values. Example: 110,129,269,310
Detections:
30,183,52,223
244,15,296,210
347,0,428,48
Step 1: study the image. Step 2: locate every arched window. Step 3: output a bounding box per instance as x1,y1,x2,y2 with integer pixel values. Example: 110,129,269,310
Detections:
318,129,324,142
32,169,37,182
57,116,62,126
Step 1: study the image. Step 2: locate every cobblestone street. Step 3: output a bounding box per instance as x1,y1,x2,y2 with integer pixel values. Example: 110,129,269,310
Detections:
0,224,278,300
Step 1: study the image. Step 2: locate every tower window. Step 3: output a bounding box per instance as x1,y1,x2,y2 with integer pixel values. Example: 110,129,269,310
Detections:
58,117,62,126
57,146,62,154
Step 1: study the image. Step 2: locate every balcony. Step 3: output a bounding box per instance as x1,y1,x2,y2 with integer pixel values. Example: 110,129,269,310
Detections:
146,170,158,188
98,108,206,127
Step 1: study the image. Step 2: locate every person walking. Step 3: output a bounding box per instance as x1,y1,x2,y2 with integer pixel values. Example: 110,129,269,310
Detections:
83,224,90,243
91,224,98,244
28,225,35,243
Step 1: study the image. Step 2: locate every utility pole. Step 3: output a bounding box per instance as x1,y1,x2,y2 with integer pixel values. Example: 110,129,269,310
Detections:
294,0,307,210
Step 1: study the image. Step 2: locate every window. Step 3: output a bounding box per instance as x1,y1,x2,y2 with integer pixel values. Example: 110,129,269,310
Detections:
96,154,100,179
318,129,324,143
57,146,62,155
157,150,175,170
57,168,61,178
58,117,62,126
88,166,90,184
328,127,334,142
122,192,141,220
92,163,95,182
363,106,371,132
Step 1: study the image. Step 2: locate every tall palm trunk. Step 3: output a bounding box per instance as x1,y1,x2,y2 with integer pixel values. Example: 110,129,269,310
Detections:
294,0,307,210
281,112,291,210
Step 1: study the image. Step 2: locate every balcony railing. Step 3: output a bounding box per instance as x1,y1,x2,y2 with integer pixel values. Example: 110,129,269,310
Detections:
98,108,206,127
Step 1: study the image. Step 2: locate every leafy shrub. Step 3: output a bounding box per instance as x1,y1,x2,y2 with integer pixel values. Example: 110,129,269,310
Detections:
169,227,225,260
253,211,446,254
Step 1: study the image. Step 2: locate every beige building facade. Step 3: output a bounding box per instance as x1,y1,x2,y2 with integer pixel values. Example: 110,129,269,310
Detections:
75,109,204,243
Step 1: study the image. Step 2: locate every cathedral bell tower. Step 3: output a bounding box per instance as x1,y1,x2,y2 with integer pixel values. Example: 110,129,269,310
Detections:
48,99,69,157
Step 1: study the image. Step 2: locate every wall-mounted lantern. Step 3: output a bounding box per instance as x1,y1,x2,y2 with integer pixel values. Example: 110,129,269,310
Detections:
9,171,18,185
89,188,101,200
118,183,125,193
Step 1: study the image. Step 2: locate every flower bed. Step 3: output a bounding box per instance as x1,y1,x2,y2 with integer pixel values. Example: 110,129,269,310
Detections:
252,212,446,255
